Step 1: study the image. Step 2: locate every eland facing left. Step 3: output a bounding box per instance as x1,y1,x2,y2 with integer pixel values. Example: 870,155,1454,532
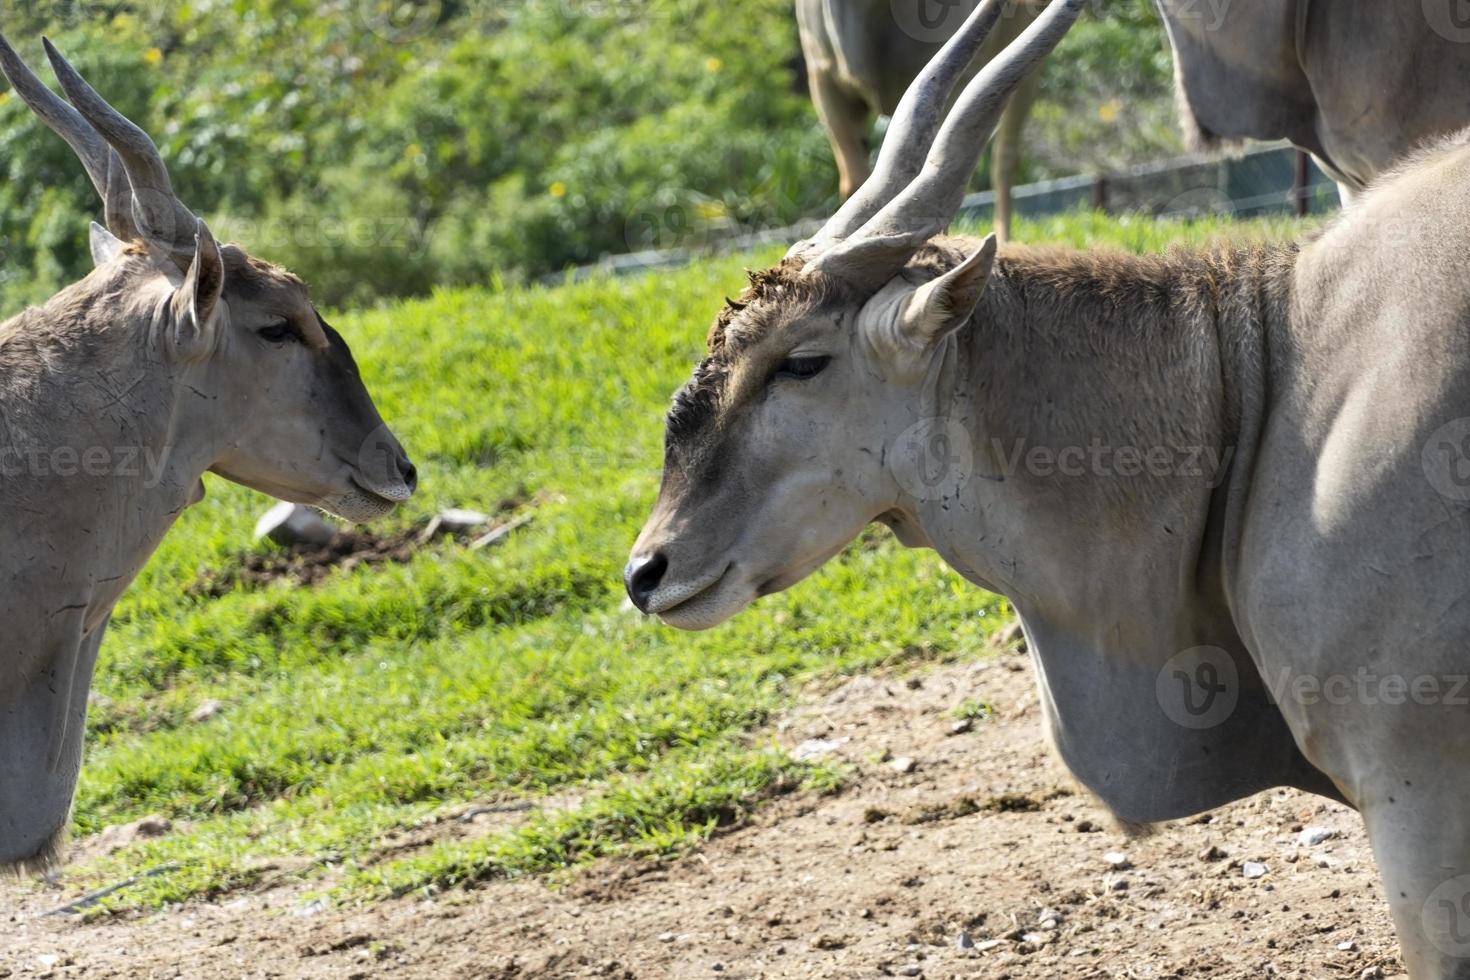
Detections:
0,32,415,872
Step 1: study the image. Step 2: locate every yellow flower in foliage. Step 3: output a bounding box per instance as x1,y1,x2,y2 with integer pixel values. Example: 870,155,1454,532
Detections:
144,47,164,68
705,57,723,74
549,181,567,199
1098,99,1121,124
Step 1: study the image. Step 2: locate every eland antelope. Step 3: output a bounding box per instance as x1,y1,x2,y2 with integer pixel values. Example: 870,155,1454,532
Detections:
1157,0,1470,205
628,0,1470,973
0,35,416,872
798,0,1044,240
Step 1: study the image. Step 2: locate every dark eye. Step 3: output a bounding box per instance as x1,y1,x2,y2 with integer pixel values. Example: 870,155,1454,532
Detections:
774,355,831,381
257,321,299,345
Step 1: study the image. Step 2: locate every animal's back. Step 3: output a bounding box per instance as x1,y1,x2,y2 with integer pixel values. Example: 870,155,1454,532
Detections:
1237,131,1470,706
1294,130,1470,369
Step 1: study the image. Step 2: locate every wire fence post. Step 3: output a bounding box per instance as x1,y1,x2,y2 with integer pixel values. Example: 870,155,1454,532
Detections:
1294,150,1311,218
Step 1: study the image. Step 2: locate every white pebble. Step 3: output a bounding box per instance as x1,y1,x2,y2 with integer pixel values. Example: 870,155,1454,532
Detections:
254,502,336,548
792,738,844,761
1298,826,1336,847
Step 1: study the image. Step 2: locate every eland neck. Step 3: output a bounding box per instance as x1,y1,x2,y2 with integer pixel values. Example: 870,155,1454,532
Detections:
896,240,1297,624
0,276,224,870
0,275,224,622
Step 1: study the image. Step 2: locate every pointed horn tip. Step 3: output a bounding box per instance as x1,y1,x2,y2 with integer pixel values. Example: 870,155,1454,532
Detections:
41,37,76,83
42,37,88,92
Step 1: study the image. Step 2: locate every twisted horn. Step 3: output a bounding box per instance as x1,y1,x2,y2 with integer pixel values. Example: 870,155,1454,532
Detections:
792,0,1009,262
809,0,1085,283
0,31,138,241
43,37,199,260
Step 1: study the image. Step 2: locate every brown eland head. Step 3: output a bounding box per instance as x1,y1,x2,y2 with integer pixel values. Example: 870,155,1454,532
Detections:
0,35,416,520
626,0,1083,628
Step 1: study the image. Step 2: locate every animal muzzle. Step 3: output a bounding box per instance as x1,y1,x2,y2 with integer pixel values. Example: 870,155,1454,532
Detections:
624,552,669,613
353,424,418,502
367,452,418,500
326,426,417,523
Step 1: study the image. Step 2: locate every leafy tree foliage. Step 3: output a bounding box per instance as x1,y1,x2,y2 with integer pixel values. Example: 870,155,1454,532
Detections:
0,0,1172,309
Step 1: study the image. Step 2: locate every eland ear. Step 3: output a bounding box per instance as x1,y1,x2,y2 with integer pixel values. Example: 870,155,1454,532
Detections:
167,219,224,361
898,234,997,348
88,221,126,267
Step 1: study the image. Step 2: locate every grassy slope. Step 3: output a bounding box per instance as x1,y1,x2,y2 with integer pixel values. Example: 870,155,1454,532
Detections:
53,211,1305,910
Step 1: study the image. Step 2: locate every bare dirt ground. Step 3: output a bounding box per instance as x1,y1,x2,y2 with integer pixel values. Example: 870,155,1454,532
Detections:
0,644,1404,979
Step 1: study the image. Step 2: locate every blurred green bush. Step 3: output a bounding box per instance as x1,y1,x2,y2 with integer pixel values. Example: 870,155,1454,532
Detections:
0,0,1174,310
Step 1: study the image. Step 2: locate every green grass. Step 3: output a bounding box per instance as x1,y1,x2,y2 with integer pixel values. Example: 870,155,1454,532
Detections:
51,209,1304,911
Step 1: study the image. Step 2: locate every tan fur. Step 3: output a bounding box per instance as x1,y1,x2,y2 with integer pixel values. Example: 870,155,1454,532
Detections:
1358,125,1470,201
634,12,1470,974
0,27,416,876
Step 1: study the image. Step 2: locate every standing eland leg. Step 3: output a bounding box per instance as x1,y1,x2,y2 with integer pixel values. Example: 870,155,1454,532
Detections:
807,65,874,201
1355,763,1470,978
990,63,1042,243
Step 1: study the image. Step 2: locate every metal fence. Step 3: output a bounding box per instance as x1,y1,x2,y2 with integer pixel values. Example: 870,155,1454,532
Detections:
557,142,1338,283
957,141,1338,225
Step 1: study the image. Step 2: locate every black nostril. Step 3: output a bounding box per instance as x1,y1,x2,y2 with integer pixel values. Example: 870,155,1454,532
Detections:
399,457,418,491
624,552,668,613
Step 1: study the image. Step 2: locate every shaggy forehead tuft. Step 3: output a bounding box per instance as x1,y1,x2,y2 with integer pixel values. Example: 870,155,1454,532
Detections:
665,261,852,458
705,259,851,356
220,245,328,349
225,249,307,299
